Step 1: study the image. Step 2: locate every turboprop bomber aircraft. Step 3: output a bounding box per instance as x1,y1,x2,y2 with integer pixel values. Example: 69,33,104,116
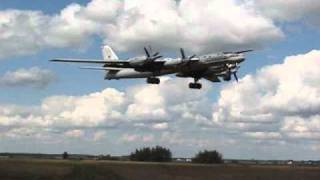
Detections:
51,46,252,89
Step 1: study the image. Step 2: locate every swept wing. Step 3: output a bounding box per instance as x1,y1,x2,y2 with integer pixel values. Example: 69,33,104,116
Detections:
51,58,131,68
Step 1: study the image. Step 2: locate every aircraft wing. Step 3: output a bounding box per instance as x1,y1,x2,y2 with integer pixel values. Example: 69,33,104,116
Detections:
207,59,233,66
79,66,123,71
51,58,132,68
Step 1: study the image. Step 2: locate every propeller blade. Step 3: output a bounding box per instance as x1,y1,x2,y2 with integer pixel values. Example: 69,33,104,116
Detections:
189,54,196,59
180,48,186,59
144,47,150,57
233,73,238,82
152,55,163,60
153,52,160,57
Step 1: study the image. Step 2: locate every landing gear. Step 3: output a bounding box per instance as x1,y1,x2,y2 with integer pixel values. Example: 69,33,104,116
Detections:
147,77,160,84
189,77,202,89
189,83,202,89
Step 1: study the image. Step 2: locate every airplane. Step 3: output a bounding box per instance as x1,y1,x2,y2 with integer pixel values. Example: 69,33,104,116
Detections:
51,45,252,89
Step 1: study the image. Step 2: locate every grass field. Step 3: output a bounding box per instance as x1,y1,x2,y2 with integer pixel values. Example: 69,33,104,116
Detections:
0,159,320,180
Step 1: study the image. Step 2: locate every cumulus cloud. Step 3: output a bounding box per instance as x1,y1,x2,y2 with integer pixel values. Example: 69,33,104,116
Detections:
0,1,121,59
93,131,107,141
121,134,155,143
249,0,320,26
105,0,283,53
0,78,210,139
0,0,283,60
152,122,169,130
0,67,56,88
212,50,320,142
0,0,318,65
64,129,85,138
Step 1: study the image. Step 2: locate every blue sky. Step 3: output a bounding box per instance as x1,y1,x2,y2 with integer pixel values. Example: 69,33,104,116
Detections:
1,0,320,160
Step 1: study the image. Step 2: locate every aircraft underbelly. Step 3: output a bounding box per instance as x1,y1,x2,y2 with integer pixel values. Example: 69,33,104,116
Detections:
106,69,173,79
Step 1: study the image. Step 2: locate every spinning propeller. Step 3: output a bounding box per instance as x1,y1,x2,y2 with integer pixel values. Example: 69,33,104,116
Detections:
226,64,240,82
179,48,196,66
144,46,162,62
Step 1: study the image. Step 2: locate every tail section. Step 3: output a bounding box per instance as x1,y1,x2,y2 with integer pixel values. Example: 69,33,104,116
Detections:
102,45,119,61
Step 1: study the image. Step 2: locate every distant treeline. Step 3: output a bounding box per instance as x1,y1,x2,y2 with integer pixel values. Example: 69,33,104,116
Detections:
129,146,223,164
0,146,224,164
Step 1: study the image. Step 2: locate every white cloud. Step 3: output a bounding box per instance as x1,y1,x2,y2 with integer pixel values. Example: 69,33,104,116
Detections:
142,134,155,143
0,77,210,138
0,67,56,88
126,84,167,121
248,0,320,27
105,0,283,53
93,131,107,141
41,88,126,127
64,129,85,138
121,134,155,143
160,131,212,148
152,122,169,130
0,0,122,59
281,116,320,139
0,0,283,60
244,132,282,140
121,134,140,142
212,50,320,141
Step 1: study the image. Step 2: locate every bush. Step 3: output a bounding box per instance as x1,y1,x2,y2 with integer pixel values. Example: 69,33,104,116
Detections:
62,152,69,159
130,146,172,162
192,150,223,164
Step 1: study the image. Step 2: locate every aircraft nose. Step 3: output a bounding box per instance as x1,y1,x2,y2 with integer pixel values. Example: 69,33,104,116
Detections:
230,55,245,63
237,57,245,63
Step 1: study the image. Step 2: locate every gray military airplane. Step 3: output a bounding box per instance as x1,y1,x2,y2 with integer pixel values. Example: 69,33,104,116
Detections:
51,45,252,89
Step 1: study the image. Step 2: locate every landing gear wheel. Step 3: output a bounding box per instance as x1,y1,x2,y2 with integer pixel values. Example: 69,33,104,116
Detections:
189,83,202,89
147,77,160,84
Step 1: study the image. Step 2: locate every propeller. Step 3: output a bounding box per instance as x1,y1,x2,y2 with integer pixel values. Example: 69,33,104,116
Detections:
180,48,196,66
144,46,162,62
233,72,238,82
226,64,240,82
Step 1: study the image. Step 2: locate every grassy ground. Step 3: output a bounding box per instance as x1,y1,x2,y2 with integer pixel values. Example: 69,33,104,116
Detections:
0,159,320,180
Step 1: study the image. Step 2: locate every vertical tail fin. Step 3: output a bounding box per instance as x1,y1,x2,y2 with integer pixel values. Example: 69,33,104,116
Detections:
102,45,119,61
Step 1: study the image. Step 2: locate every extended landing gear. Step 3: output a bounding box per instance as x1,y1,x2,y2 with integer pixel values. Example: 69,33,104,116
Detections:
189,83,202,89
147,77,160,84
189,78,202,89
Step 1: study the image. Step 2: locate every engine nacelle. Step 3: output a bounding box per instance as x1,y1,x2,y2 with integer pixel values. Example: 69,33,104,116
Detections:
129,57,147,67
163,59,181,66
223,74,231,81
176,72,189,77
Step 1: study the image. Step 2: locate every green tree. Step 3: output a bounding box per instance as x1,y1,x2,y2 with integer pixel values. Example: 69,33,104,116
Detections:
192,150,223,164
130,146,172,162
